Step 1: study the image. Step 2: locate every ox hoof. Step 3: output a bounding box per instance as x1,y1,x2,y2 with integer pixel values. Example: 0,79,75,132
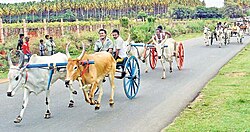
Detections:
145,70,148,73
72,91,77,95
95,106,100,110
68,100,74,108
44,111,51,119
161,77,166,79
14,116,22,123
44,113,51,119
68,103,74,108
90,102,95,105
109,103,114,108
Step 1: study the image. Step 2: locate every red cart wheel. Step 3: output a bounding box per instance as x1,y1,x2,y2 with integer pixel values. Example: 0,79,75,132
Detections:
149,48,158,69
177,42,184,70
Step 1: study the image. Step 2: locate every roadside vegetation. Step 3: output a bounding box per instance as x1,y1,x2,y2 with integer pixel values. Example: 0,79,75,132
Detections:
163,44,250,131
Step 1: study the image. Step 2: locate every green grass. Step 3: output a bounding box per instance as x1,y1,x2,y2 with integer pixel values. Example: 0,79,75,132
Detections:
163,44,250,131
174,32,202,42
0,71,8,79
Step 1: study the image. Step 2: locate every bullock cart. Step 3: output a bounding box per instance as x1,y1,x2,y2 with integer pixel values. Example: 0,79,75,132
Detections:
130,43,184,70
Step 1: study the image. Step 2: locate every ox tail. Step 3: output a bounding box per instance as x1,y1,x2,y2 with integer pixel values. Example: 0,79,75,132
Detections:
110,57,116,80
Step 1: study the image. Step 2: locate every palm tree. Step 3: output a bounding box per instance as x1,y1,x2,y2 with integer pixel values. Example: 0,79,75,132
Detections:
28,2,39,22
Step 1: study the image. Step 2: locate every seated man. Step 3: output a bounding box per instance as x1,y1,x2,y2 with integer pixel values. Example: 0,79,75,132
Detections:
94,29,113,54
112,29,127,60
94,29,114,82
111,29,127,69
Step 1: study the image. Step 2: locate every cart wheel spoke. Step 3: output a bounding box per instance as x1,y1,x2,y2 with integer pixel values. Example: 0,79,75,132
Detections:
125,79,130,86
133,80,139,94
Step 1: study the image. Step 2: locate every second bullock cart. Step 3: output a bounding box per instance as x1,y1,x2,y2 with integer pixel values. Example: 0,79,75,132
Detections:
130,43,184,70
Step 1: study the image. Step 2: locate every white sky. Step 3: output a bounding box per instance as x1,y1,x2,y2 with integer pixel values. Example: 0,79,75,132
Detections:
0,0,40,3
0,0,225,8
204,0,224,8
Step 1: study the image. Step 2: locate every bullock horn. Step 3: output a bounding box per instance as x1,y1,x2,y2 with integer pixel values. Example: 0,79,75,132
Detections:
17,50,25,68
77,42,85,60
7,50,14,67
66,42,71,58
126,33,131,42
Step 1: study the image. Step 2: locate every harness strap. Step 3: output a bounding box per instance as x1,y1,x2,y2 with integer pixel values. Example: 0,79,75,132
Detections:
47,69,54,90
45,63,55,91
134,46,141,58
80,60,90,77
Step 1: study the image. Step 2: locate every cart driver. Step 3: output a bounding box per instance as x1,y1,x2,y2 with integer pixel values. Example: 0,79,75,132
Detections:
141,28,166,63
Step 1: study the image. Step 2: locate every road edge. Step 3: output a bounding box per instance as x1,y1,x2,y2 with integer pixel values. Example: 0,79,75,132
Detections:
0,78,8,84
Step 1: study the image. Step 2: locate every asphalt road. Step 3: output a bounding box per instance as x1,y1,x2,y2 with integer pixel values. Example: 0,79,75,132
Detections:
0,36,250,132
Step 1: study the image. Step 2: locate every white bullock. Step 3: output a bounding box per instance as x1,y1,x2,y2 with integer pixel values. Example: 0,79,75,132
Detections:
7,51,77,123
155,38,177,79
237,26,244,44
223,27,231,45
215,27,225,48
204,27,211,46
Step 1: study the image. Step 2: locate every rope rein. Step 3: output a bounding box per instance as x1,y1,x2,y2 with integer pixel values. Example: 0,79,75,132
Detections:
80,60,90,77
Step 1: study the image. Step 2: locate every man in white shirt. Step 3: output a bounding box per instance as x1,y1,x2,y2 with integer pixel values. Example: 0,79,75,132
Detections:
111,29,127,61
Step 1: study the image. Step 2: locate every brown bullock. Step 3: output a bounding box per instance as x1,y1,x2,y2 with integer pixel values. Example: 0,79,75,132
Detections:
65,43,116,110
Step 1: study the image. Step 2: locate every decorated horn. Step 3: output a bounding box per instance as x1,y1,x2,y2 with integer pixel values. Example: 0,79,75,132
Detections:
77,42,85,60
7,50,14,67
66,42,71,58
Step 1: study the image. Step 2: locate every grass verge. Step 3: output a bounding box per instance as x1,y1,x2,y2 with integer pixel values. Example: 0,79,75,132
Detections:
0,71,8,80
175,32,202,42
163,44,250,131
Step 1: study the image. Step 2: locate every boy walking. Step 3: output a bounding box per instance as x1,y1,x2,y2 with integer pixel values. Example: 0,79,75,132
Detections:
39,39,46,56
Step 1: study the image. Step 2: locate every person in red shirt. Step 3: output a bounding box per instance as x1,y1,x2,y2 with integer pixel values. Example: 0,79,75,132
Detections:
22,37,32,61
22,37,31,55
